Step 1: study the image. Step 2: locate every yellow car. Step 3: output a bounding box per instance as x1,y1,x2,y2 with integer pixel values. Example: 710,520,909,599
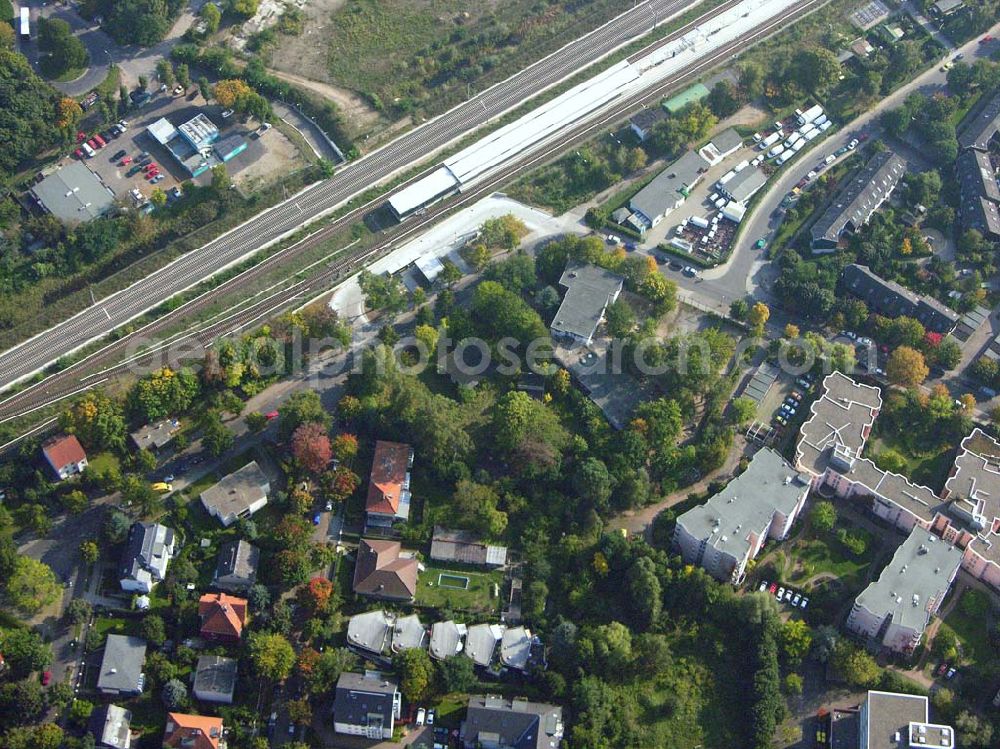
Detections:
151,482,173,493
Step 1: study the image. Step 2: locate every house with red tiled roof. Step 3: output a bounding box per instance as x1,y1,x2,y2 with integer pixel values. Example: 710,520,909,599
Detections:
198,593,247,643
163,712,224,749
42,434,88,480
353,539,419,601
365,441,413,529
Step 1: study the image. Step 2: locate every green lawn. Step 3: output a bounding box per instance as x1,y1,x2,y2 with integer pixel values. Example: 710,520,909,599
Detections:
867,435,955,492
943,591,993,666
92,614,140,642
89,451,121,475
414,561,503,614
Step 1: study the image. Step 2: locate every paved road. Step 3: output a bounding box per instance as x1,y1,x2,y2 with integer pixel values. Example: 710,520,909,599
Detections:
0,0,698,392
687,23,1000,312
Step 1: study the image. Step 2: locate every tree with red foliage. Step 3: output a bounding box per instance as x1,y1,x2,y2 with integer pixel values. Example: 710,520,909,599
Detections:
328,467,360,502
297,647,319,679
291,422,332,474
924,331,942,348
302,577,334,615
331,433,358,464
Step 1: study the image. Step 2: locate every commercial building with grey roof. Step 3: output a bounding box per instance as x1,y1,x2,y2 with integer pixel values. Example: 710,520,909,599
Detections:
840,264,959,334
550,262,623,345
628,150,707,228
460,696,563,749
720,166,766,204
673,448,810,584
811,151,906,252
30,162,115,225
192,655,237,704
97,635,147,696
847,528,961,654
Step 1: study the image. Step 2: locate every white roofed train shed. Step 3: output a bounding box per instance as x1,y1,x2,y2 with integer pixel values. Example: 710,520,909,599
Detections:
386,0,805,220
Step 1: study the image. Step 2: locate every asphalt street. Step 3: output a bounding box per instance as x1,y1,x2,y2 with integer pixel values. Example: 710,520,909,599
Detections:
674,22,1000,313
0,0,699,392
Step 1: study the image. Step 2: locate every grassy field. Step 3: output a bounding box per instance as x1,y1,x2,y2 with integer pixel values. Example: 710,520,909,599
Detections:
867,434,956,493
414,561,503,614
943,590,993,666
89,451,122,474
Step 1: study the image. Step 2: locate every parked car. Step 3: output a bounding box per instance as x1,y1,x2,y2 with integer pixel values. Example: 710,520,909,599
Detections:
416,709,426,726
792,593,801,606
129,187,143,202
758,581,768,592
946,667,957,679
126,165,142,177
426,710,435,726
120,156,132,166
112,149,127,161
776,586,785,600
790,391,802,401
799,597,808,609
682,266,697,277
74,148,84,159
163,474,175,483
784,588,794,602
606,234,621,245
144,163,158,172
266,410,279,420
755,237,767,250
92,135,106,148
221,108,235,118
151,482,172,493
848,138,859,150
768,583,778,594
936,662,949,677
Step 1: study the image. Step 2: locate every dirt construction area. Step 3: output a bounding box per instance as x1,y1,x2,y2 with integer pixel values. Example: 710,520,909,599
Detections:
264,0,383,138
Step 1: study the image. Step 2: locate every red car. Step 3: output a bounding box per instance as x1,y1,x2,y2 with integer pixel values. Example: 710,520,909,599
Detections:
144,163,158,172
40,671,51,686
74,148,84,159
981,35,995,43
147,171,159,180
119,156,132,166
76,131,87,143
265,410,279,420
92,135,106,148
87,138,99,150
768,583,778,594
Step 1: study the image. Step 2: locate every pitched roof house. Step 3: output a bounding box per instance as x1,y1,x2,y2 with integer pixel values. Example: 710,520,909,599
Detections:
97,635,146,696
119,522,176,594
459,696,564,749
347,609,394,655
353,539,419,601
129,419,180,451
89,704,132,749
365,441,413,528
551,262,624,345
198,593,248,642
333,672,401,740
200,462,270,527
42,434,88,480
212,540,259,593
163,713,225,749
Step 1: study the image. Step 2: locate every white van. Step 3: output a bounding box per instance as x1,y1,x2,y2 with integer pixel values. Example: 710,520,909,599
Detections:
767,144,786,159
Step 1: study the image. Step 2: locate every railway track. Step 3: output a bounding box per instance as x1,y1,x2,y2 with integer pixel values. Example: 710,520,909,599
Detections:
0,0,827,433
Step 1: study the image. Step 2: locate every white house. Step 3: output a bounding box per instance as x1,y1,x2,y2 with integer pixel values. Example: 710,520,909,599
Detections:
200,462,270,527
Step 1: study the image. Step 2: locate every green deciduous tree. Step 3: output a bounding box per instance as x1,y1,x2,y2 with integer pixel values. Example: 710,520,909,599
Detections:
247,632,296,681
5,557,61,614
393,648,434,702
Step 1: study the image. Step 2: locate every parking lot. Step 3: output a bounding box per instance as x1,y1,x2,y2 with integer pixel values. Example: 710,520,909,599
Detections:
72,89,304,208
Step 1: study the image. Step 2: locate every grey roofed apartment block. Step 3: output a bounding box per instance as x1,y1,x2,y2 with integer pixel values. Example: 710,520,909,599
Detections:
97,635,147,695
720,166,766,204
200,461,270,526
430,620,466,660
347,609,393,655
853,528,961,634
957,148,1000,238
810,150,906,251
958,90,1000,152
430,526,508,567
840,264,959,334
391,614,426,652
192,655,238,704
89,704,132,749
628,149,707,226
212,539,260,592
931,0,964,13
863,691,953,749
30,161,115,224
674,448,810,567
465,623,503,667
334,672,399,730
460,695,564,749
550,262,624,344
